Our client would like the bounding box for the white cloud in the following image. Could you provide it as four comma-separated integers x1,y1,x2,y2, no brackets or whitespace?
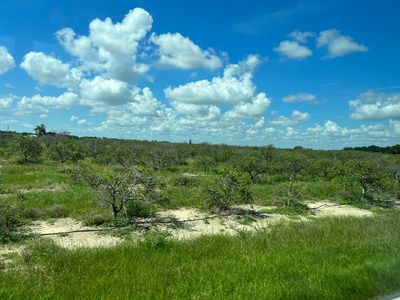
0,46,15,74
70,115,79,121
151,32,222,70
255,117,265,128
77,118,88,125
56,28,102,71
289,30,315,43
274,40,312,59
317,29,367,58
172,102,220,120
56,7,153,82
0,95,16,109
128,87,163,116
269,110,310,126
283,93,316,103
390,120,400,134
349,91,400,120
224,93,270,119
20,52,82,88
79,76,131,112
16,92,79,114
164,55,261,105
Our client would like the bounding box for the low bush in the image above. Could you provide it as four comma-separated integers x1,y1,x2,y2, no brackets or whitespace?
0,200,23,244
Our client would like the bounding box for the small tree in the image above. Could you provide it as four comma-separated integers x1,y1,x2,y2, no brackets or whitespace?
196,156,214,172
76,165,159,220
340,160,381,201
11,136,42,164
48,139,80,163
205,169,252,212
234,155,266,183
34,124,46,136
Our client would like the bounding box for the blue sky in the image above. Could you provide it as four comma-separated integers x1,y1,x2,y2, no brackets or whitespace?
0,0,399,149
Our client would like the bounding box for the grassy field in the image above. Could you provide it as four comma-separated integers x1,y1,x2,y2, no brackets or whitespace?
1,213,400,299
1,135,399,299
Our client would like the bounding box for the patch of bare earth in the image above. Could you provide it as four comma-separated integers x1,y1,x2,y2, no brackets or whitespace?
30,218,121,249
307,200,373,217
156,207,287,240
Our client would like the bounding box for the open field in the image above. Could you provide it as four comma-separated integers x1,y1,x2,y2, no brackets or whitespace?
1,133,399,299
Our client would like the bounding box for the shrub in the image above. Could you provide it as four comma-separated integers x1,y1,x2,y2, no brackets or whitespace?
126,201,155,219
205,169,252,212
11,135,42,164
0,200,23,244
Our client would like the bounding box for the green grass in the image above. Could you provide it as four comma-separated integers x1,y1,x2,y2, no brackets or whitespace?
1,213,400,299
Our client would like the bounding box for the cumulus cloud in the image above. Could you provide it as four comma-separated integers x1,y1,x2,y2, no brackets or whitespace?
172,102,220,120
288,30,315,43
317,29,367,58
56,7,153,82
151,32,222,70
0,95,16,109
128,87,163,116
224,93,270,119
0,46,15,74
269,110,310,126
274,40,312,59
283,93,317,103
16,92,79,114
20,52,82,88
164,55,261,105
349,91,400,120
79,76,131,112
306,120,391,140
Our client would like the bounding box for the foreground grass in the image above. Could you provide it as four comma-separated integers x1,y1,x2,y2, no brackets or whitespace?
1,213,400,299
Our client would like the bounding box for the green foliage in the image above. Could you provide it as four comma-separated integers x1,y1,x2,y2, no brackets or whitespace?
0,200,23,244
233,155,266,182
126,201,155,219
34,124,46,136
48,139,82,163
75,164,161,220
11,135,42,164
335,160,383,201
205,169,252,211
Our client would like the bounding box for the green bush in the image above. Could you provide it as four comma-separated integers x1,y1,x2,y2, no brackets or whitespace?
205,169,252,212
0,200,23,244
126,201,156,219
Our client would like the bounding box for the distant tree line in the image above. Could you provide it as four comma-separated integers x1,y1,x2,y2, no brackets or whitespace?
343,144,400,154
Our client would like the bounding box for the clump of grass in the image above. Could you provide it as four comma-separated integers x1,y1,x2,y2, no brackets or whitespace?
238,215,257,225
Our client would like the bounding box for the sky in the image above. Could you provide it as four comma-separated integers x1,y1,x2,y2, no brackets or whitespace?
0,0,399,149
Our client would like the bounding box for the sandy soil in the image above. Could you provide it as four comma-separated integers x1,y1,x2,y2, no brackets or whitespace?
157,207,287,240
30,218,121,249
307,200,373,217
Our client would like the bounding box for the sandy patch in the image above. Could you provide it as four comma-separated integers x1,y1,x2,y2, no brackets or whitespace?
19,201,373,249
181,172,200,177
15,184,66,194
307,200,373,217
30,218,121,249
156,207,286,240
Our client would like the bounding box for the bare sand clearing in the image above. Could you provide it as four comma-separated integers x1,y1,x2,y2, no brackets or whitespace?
1,201,373,253
30,218,121,249
307,200,373,217
157,207,287,240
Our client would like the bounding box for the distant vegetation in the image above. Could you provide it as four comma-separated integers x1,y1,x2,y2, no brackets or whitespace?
344,144,400,154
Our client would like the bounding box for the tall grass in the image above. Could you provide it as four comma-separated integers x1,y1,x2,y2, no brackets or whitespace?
1,213,400,299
